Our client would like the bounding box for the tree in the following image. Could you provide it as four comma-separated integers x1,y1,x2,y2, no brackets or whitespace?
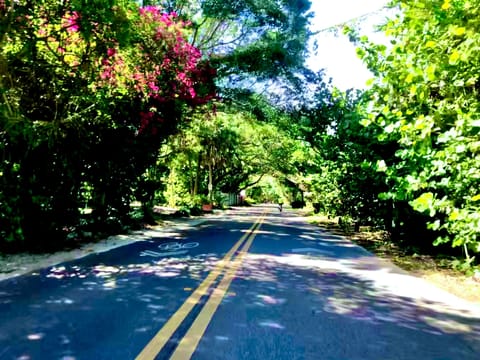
352,0,480,262
159,93,307,209
0,1,216,250
145,0,313,89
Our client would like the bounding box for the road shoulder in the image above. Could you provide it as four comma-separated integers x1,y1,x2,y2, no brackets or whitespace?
0,214,216,282
306,213,480,306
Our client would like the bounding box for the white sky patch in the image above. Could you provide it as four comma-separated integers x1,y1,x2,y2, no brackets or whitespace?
309,0,390,30
307,0,392,90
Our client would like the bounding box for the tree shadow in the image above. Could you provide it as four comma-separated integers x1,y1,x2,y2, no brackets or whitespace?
0,219,258,359
1,209,479,360
195,252,480,360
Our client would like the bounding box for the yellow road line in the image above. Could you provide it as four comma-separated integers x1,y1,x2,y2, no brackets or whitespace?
169,215,265,360
135,216,264,360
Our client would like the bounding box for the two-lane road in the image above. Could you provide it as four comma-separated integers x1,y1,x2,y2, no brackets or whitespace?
1,206,479,359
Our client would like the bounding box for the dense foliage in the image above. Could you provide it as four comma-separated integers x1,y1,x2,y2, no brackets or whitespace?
295,0,479,268
159,96,305,209
0,1,216,251
0,0,313,251
354,0,480,264
2,0,478,272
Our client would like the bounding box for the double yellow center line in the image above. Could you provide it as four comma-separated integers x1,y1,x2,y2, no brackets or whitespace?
136,213,266,360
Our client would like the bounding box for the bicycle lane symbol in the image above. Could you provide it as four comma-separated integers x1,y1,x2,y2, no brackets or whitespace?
139,242,199,258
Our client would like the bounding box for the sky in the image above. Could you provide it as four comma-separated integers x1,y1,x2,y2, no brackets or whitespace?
306,0,391,90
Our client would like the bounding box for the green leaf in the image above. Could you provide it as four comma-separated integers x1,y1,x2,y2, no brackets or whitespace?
449,50,460,64
411,192,434,213
365,78,375,87
376,159,387,172
356,48,366,59
360,118,371,127
426,65,436,81
428,219,441,231
449,209,460,221
451,26,466,36
455,144,466,153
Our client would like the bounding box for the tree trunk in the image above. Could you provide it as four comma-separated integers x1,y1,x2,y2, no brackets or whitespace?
208,159,213,201
193,151,201,196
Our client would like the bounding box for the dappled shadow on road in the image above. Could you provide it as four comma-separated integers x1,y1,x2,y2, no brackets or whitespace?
0,252,222,359
193,211,480,360
0,209,267,359
2,208,479,360
197,252,480,360
0,219,261,360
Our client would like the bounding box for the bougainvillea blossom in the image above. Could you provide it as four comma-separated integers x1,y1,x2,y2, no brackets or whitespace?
61,11,80,32
29,4,216,137
130,5,217,135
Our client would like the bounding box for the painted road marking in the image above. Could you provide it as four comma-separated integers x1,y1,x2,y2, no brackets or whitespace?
139,250,189,258
135,214,265,360
158,242,199,251
170,215,265,360
139,242,200,258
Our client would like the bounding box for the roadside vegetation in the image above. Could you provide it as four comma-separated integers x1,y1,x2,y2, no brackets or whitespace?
1,1,479,280
308,213,480,303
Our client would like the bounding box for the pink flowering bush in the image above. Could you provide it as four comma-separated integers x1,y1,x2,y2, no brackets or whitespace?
66,4,217,135
0,1,216,249
127,5,216,135
3,2,215,132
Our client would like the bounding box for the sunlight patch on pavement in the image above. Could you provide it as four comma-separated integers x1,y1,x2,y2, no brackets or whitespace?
43,254,222,290
147,304,165,310
245,253,480,320
214,335,230,341
257,294,285,305
135,327,150,333
103,279,116,288
94,265,120,277
46,298,74,305
299,234,317,240
26,333,44,341
325,297,362,315
258,320,285,329
422,316,472,333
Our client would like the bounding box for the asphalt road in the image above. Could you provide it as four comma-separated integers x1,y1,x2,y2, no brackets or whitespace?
1,205,479,360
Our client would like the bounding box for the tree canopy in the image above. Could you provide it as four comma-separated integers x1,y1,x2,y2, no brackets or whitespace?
1,0,479,273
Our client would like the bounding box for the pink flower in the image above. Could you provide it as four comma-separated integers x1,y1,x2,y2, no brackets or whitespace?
140,5,161,19
148,82,159,92
107,48,116,57
100,69,112,80
65,11,80,32
161,14,170,23
162,58,171,68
